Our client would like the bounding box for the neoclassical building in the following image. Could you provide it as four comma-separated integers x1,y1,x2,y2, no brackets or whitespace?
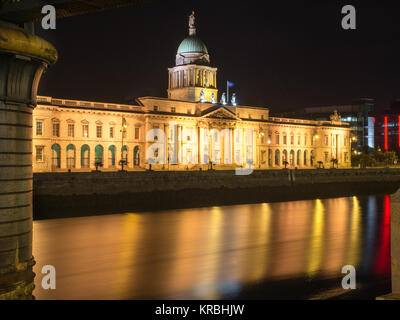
32,13,351,173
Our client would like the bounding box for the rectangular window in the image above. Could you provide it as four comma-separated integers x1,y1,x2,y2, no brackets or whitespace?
96,125,102,138
290,136,294,145
283,135,287,144
110,127,114,138
261,115,264,120
82,124,89,138
187,109,191,114
304,135,307,146
135,127,140,140
68,124,74,137
52,123,60,137
171,107,176,113
297,136,301,145
36,121,43,136
248,114,252,119
324,135,329,145
154,106,159,111
276,135,279,145
36,146,44,162
324,152,329,162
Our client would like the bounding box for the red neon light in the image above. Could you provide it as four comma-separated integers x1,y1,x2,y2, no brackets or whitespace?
398,115,400,147
384,116,388,151
374,195,391,276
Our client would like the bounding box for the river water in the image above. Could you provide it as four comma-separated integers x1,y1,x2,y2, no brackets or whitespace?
32,195,391,299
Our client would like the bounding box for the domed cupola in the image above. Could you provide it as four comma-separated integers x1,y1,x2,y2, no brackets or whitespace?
177,36,208,55
175,11,210,66
167,12,218,103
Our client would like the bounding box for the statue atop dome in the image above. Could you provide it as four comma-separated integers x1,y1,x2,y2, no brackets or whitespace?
189,11,196,36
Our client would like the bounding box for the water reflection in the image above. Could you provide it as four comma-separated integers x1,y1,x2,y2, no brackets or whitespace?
33,195,391,299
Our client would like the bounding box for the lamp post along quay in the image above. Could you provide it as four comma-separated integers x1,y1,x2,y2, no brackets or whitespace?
0,22,57,299
120,117,127,171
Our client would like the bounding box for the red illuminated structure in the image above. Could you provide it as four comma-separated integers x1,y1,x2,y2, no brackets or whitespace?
384,116,388,151
374,100,400,152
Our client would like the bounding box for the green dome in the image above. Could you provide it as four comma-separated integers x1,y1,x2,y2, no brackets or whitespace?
177,36,208,54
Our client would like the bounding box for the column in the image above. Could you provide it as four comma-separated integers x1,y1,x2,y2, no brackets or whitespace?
242,128,246,165
177,125,181,164
255,130,258,168
209,128,213,164
197,126,201,164
0,24,57,299
221,132,225,165
144,119,151,164
231,128,235,165
164,123,169,166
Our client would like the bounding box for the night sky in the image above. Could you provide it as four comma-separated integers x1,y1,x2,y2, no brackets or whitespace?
35,0,400,112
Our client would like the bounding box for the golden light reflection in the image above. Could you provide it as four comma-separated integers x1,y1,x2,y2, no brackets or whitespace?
346,196,361,266
307,199,324,276
323,197,350,273
245,203,272,283
193,206,223,299
32,195,388,300
112,213,142,297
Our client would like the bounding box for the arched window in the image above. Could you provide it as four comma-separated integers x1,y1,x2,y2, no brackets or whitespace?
304,150,308,166
66,144,75,169
282,150,288,164
81,145,90,168
297,150,301,166
122,145,128,164
108,145,116,167
275,150,280,166
95,145,103,166
289,150,295,166
310,150,315,166
268,149,272,167
51,144,61,169
134,146,140,166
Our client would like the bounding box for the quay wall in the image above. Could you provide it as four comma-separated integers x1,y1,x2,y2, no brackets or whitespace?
33,168,400,219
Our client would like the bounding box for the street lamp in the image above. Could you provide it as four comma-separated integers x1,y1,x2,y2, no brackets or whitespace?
120,117,127,171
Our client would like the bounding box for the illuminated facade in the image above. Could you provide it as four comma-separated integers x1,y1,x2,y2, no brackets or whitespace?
32,13,352,172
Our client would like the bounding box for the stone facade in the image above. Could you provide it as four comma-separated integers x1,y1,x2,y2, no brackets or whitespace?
32,95,351,172
31,12,352,173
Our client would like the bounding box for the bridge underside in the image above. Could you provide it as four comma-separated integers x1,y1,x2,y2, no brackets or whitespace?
0,0,146,24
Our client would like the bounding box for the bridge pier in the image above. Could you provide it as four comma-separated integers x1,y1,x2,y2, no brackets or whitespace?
377,189,400,300
0,22,57,299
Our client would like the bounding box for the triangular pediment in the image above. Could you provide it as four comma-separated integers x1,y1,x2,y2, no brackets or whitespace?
201,106,241,120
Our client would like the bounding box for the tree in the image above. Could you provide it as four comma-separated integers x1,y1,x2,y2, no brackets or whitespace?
383,151,397,166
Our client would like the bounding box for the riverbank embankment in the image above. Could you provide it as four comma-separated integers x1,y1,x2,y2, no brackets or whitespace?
33,168,400,219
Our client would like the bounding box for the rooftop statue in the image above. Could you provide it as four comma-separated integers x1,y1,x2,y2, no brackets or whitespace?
189,11,196,35
189,11,195,28
221,93,227,105
330,109,341,122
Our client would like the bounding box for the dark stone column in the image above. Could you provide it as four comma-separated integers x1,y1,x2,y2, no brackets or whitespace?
0,22,57,299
